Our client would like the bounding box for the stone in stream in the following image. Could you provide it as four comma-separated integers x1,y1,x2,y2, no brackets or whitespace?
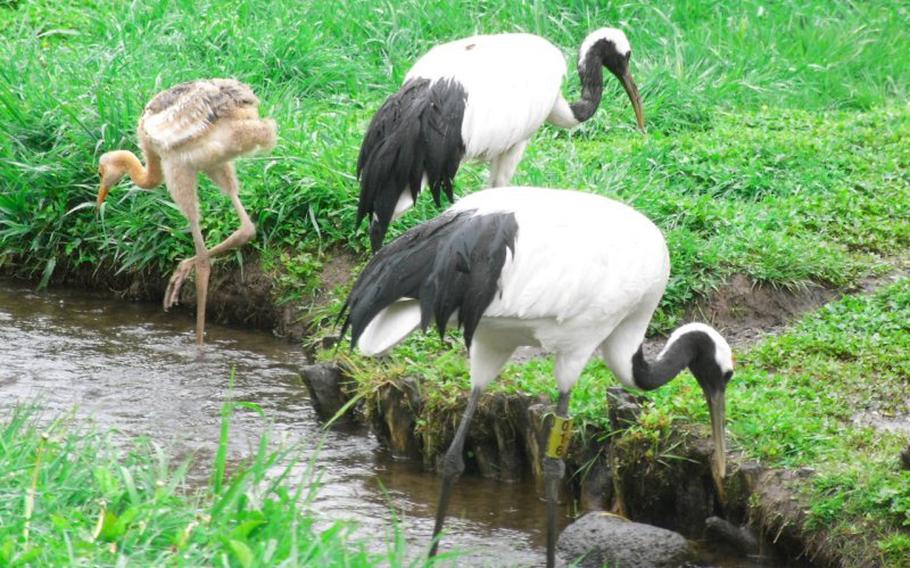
300,363,351,423
704,516,759,556
558,511,693,568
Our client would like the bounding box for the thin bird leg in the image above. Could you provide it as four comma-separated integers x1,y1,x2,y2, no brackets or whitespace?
488,140,529,188
189,218,210,345
163,164,255,310
544,390,572,568
429,386,482,558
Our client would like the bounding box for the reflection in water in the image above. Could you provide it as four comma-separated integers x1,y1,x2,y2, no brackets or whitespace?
0,280,543,566
0,280,770,567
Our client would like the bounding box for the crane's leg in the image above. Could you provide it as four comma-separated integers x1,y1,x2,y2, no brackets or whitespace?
160,166,210,344
488,140,529,187
164,163,256,314
430,335,513,557
544,390,572,568
430,386,481,557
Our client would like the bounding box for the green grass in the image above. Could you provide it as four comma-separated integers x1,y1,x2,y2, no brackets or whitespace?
1,0,909,320
0,400,428,566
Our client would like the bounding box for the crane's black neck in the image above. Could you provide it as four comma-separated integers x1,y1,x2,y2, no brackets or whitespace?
631,331,715,391
569,48,605,123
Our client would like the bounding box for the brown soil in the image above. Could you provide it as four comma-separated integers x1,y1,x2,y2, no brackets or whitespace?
683,274,837,349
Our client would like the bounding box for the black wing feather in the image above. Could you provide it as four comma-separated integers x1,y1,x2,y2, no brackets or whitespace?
356,78,467,252
340,210,518,350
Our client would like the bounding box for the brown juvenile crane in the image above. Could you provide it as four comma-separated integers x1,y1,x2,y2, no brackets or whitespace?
96,79,277,344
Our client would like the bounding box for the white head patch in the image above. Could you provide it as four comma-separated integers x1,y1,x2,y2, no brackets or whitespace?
579,27,632,67
661,322,734,374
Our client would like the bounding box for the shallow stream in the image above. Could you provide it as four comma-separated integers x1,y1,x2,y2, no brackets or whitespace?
0,280,777,567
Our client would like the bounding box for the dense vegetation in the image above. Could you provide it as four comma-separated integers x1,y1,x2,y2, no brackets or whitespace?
1,0,909,319
2,0,909,565
0,402,425,566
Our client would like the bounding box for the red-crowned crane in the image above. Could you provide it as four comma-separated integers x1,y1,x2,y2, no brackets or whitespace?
340,187,733,568
96,79,277,344
356,28,645,251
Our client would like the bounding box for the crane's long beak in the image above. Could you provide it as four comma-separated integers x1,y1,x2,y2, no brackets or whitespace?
620,72,645,133
707,389,727,501
97,183,110,208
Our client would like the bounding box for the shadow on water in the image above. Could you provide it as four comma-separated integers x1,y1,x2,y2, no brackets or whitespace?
0,279,768,567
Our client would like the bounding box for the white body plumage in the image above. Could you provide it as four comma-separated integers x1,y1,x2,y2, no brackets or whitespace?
356,187,671,392
407,33,570,164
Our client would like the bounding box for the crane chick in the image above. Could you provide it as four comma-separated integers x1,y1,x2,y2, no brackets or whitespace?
96,79,276,344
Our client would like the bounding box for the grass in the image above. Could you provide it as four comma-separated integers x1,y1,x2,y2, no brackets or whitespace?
2,0,910,565
0,399,429,566
1,0,909,320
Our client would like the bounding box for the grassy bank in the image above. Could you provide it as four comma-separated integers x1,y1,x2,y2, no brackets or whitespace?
0,404,422,566
332,274,910,566
2,0,909,320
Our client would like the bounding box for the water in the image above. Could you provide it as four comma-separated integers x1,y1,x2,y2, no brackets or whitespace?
0,280,773,567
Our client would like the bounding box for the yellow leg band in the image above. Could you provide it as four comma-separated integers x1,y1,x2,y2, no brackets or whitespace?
545,415,574,459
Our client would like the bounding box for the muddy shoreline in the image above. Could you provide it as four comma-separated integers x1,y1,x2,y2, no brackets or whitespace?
7,254,909,567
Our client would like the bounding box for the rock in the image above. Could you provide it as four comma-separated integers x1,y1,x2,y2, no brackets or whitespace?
523,402,550,484
607,386,642,430
558,512,692,568
705,516,759,555
375,378,422,459
300,363,350,423
579,454,612,511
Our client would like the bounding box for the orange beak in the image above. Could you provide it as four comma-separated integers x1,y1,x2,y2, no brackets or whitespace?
96,183,110,207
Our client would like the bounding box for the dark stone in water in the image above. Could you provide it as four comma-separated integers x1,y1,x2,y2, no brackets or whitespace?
558,512,692,568
705,516,759,556
301,363,350,423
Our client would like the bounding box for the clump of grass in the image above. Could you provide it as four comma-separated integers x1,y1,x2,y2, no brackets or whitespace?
2,0,909,322
0,401,422,566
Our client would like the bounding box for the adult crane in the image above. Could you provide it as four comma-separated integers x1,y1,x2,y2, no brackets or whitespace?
356,28,645,251
96,78,277,344
340,187,733,567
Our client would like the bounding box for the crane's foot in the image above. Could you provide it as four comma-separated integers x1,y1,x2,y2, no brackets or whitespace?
163,258,195,311
430,447,464,557
429,387,481,558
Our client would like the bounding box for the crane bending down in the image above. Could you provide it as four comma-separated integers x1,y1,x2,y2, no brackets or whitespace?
340,187,733,568
96,79,277,344
356,28,646,251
